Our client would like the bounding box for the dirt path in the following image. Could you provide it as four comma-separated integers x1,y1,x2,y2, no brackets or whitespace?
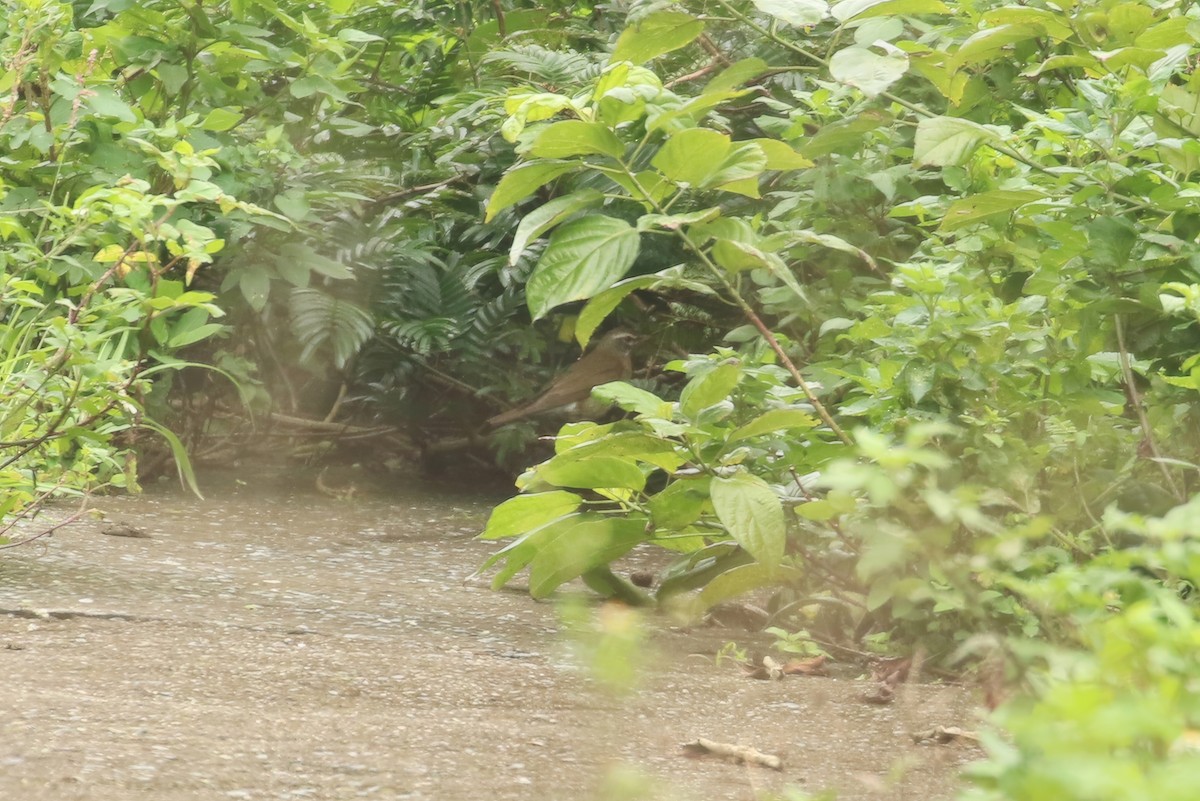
0,476,978,800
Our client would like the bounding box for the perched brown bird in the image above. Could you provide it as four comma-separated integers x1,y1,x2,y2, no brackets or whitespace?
487,330,636,428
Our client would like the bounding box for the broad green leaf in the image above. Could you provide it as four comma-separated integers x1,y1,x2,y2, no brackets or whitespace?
481,491,583,540
829,46,909,98
486,160,580,222
705,58,769,93
681,362,742,419
538,454,646,491
577,275,658,346
729,409,818,441
1098,47,1166,72
751,0,828,27
712,239,809,304
800,109,892,157
509,189,604,264
239,268,270,311
528,517,648,599
831,0,949,22
611,11,705,65
85,87,138,122
637,208,722,232
752,139,814,170
1022,54,1100,77
168,322,224,348
530,120,625,159
952,25,1043,69
649,478,712,529
479,514,584,588
698,563,802,608
200,107,243,132
652,128,732,185
711,471,786,568
527,216,641,320
939,189,1046,232
913,116,999,167
648,89,751,134
981,7,1072,40
708,142,769,188
591,381,674,417
1136,17,1191,49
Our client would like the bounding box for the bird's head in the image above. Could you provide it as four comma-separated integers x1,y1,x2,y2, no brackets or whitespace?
597,329,637,354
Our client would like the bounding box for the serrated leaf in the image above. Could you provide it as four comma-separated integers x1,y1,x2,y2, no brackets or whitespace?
481,491,583,540
939,189,1045,231
913,116,999,167
829,46,909,98
486,160,580,222
611,11,705,65
711,471,786,568
527,216,640,320
510,189,605,264
530,120,625,159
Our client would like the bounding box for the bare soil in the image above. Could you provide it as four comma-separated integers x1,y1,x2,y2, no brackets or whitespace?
0,470,980,800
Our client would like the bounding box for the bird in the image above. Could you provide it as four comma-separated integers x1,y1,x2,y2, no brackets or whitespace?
487,330,637,428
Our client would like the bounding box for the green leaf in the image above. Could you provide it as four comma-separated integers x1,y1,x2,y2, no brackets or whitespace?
591,382,674,417
85,87,138,122
239,268,271,311
577,275,658,346
486,160,580,222
913,116,999,167
680,362,742,419
939,189,1046,232
752,139,815,170
528,517,647,599
729,409,818,441
829,46,909,98
481,491,583,540
831,0,949,22
751,0,829,27
140,420,203,498
649,477,711,529
711,239,808,303
981,7,1072,40
698,563,802,608
526,216,641,320
637,207,722,232
200,107,243,132
951,24,1043,69
705,58,769,93
538,454,646,491
652,128,732,185
611,11,705,65
510,189,605,265
530,120,625,159
710,471,786,568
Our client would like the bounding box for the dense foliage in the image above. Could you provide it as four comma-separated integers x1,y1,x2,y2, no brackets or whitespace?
5,0,1200,797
